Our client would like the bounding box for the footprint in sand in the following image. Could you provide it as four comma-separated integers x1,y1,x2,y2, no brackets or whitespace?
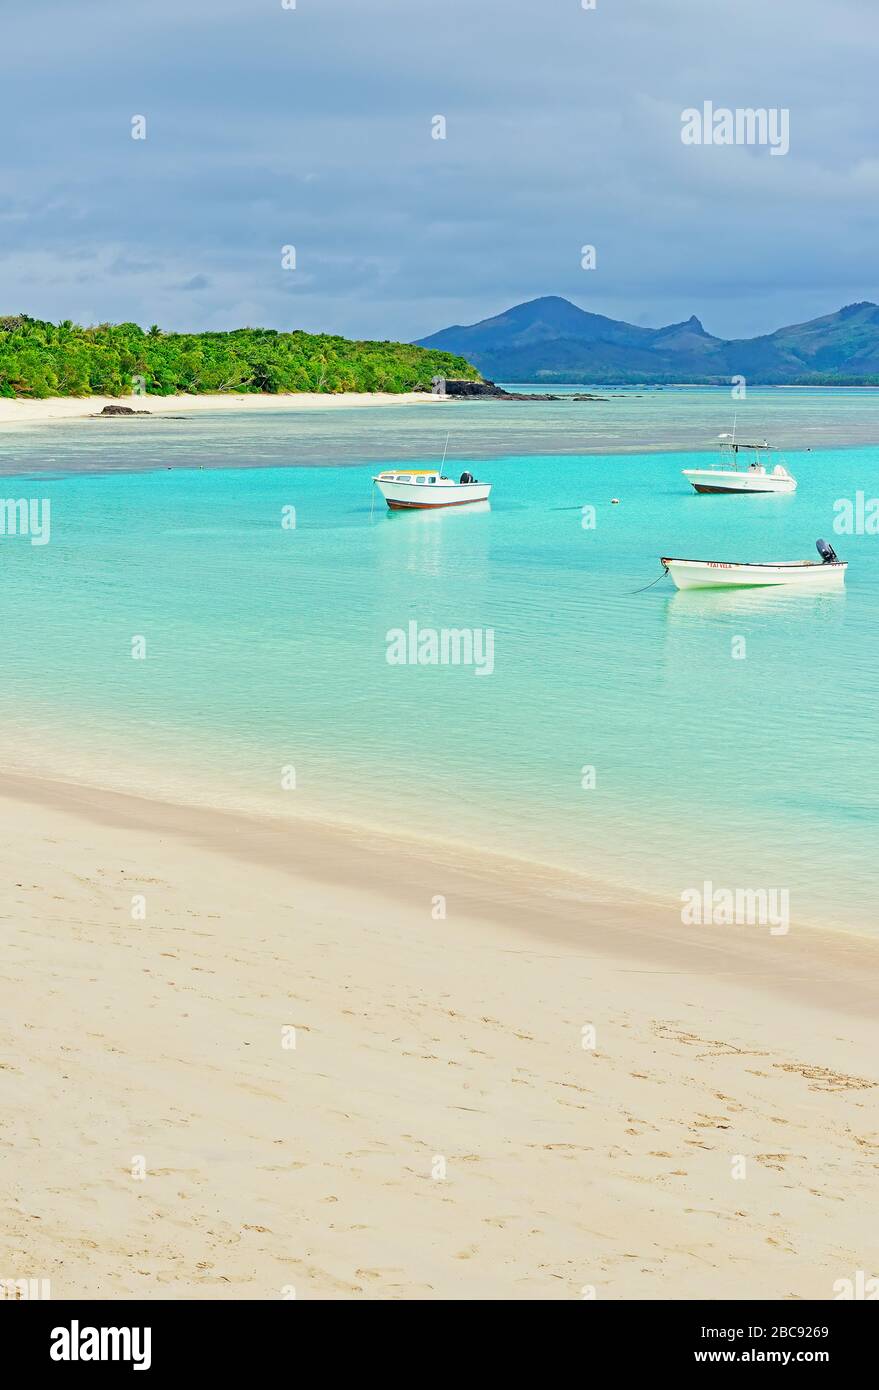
774,1062,876,1092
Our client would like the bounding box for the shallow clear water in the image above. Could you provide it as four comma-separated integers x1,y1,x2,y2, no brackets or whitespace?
2,385,879,474
1,395,878,933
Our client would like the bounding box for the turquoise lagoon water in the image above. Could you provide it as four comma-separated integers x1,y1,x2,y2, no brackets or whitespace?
1,395,878,933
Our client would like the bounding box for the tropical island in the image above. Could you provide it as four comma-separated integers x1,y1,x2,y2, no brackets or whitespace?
0,315,481,399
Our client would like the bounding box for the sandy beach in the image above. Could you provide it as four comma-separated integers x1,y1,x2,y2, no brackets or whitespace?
2,771,876,1301
0,392,445,428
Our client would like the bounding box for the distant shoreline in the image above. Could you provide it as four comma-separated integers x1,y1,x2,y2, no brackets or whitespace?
0,390,448,428
664,382,879,390
501,381,879,391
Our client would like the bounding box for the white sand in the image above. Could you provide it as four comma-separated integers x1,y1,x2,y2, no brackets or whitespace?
1,773,876,1300
0,392,446,428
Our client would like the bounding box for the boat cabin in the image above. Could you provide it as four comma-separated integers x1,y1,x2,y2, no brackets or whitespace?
375,469,443,487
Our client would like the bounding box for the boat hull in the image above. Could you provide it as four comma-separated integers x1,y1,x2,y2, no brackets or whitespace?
375,479,491,509
682,469,796,494
662,558,847,590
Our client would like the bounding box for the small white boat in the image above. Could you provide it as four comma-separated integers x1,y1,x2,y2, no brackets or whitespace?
372,468,491,510
683,434,796,494
662,540,846,590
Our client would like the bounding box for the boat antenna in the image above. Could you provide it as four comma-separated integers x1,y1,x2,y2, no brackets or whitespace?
440,431,450,476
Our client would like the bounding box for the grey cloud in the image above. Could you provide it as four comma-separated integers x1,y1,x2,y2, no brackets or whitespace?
0,0,875,341
174,274,211,292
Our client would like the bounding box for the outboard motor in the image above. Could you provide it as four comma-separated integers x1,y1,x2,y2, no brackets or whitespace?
816,538,838,565
459,471,476,484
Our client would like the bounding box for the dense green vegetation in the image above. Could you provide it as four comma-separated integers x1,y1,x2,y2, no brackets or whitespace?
0,316,481,398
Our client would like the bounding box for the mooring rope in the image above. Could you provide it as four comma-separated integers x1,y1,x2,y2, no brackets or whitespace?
629,564,670,594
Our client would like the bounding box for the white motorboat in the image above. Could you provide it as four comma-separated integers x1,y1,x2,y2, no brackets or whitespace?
683,433,797,494
372,468,491,510
662,540,847,590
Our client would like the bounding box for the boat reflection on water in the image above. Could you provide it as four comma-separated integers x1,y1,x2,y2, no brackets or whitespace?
374,497,492,581
658,581,848,696
383,497,491,522
664,583,847,621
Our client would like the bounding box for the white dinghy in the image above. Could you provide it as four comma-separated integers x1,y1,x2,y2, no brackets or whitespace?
372,433,491,510
662,540,847,590
372,468,491,510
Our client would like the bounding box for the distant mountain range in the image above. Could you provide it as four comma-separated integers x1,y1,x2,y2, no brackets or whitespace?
414,296,879,385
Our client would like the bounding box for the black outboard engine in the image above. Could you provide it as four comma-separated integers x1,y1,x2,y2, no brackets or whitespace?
816,538,838,565
459,471,476,484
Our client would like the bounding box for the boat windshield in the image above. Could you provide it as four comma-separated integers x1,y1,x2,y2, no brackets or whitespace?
718,437,774,470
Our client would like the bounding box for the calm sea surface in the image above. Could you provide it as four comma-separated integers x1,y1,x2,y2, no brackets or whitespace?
1,388,877,933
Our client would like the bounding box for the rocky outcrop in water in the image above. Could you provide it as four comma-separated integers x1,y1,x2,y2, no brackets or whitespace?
435,377,606,401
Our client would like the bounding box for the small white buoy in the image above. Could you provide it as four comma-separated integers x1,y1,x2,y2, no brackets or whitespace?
611,497,620,505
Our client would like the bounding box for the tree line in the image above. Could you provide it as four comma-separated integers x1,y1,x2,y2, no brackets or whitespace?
0,315,481,398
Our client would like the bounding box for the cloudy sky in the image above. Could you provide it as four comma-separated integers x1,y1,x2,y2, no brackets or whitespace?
1,0,876,342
